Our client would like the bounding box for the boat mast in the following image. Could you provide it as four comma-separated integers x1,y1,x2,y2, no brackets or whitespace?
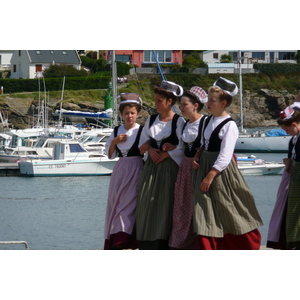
238,50,244,133
57,76,66,131
111,50,118,127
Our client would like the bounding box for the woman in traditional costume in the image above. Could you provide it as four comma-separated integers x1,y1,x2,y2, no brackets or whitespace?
104,93,144,250
169,86,208,250
267,101,300,249
136,80,185,250
192,77,263,250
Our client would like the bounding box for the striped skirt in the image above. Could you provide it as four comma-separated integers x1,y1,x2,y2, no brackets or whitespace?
169,156,196,249
136,157,179,241
104,156,144,248
285,162,300,249
192,151,263,238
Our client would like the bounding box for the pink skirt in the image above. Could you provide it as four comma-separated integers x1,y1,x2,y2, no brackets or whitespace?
104,156,143,249
169,157,196,249
267,169,290,249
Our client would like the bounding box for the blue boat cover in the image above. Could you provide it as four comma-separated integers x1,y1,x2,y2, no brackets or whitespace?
265,129,289,137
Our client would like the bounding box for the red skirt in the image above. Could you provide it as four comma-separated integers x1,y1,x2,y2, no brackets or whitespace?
196,229,261,250
104,230,139,250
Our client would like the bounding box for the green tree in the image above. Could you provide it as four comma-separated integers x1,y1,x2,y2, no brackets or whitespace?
220,54,232,63
182,52,207,72
43,64,88,78
295,50,300,63
80,56,108,73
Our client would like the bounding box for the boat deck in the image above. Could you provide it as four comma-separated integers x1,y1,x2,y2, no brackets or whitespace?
0,163,20,176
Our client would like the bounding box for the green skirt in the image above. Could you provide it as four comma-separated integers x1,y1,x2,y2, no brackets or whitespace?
192,151,263,238
136,157,179,241
286,161,300,249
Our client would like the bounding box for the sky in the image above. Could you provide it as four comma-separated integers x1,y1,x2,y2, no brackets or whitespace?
3,1,298,51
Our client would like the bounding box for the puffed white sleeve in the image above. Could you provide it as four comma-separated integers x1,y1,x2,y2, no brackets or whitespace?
212,121,239,171
167,116,185,166
138,117,151,147
105,130,118,159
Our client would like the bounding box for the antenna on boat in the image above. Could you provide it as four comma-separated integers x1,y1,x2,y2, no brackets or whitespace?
57,76,66,131
238,50,244,133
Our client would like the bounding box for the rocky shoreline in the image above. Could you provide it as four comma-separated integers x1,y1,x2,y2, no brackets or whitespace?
0,88,298,130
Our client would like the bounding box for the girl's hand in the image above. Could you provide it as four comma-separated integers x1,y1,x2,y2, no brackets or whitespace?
148,147,162,164
193,160,200,170
148,147,169,164
200,176,213,192
199,168,219,192
114,134,127,144
139,144,150,155
161,142,176,152
283,158,293,173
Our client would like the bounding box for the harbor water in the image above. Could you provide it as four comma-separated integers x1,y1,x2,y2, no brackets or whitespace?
0,153,285,250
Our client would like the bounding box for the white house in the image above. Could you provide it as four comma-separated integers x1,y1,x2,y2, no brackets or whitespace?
201,50,298,74
201,50,297,64
10,50,81,79
0,50,13,70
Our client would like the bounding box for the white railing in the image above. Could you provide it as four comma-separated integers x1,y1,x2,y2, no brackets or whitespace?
0,241,29,250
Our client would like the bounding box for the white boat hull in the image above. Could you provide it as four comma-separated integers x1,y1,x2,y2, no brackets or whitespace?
238,163,284,175
235,135,290,153
19,157,118,176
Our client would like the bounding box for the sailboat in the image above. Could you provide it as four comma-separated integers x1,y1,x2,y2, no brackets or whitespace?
234,51,290,153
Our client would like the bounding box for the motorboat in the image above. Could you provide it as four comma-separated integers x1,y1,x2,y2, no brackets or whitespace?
236,155,285,175
235,129,290,153
19,139,118,176
0,135,70,163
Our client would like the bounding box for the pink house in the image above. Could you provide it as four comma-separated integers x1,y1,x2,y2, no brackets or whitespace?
104,50,182,67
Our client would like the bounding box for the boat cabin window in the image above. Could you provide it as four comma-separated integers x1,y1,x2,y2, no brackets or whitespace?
11,136,38,147
102,136,109,143
69,144,86,152
27,151,38,155
35,139,46,147
47,143,56,148
16,151,26,155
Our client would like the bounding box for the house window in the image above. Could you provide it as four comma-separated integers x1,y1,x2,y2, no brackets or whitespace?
144,50,172,63
36,64,42,72
213,53,218,59
278,52,295,60
18,50,21,56
13,65,16,72
252,52,265,60
36,51,41,55
116,55,131,64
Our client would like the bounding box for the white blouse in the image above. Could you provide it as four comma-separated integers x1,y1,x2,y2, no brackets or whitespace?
139,114,185,166
203,115,239,171
105,124,141,159
182,115,206,143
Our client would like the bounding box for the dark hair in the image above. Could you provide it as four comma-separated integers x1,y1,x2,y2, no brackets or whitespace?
181,91,204,113
154,87,177,106
208,86,233,107
277,108,300,126
119,102,141,114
